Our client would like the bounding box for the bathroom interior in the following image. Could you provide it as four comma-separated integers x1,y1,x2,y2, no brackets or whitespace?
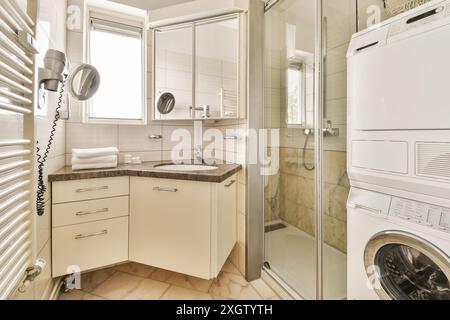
1,0,449,302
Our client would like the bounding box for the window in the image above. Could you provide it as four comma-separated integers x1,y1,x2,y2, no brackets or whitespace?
286,63,305,126
87,15,146,124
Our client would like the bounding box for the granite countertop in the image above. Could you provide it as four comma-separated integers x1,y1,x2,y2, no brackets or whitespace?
48,161,242,183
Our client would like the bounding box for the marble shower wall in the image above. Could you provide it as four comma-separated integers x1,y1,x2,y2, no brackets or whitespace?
278,148,349,253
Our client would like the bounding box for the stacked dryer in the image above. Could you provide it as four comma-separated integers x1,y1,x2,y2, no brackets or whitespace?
346,0,450,300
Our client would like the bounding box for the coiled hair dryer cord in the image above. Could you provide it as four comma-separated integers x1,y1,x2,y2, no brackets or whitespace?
36,75,67,216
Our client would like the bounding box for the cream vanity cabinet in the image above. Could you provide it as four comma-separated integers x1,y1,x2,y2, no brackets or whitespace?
51,177,130,277
51,174,237,279
129,175,237,280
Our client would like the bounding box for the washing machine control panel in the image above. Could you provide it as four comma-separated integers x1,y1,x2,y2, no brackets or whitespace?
389,198,450,233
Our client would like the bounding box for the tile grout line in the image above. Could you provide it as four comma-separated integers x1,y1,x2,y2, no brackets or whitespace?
158,284,173,300
84,269,118,293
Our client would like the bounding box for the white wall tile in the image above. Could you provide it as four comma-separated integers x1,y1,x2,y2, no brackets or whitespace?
34,241,53,300
166,70,192,91
66,123,118,153
166,51,191,72
162,125,193,151
118,125,162,152
36,201,51,255
197,56,221,76
66,30,83,63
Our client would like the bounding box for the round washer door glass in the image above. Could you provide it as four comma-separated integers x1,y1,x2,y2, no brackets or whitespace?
365,232,450,300
376,244,450,300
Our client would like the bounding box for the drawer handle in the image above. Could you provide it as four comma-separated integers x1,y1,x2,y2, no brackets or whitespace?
75,208,109,216
75,186,109,193
153,187,178,193
225,180,236,188
75,230,108,240
349,203,382,215
224,135,239,141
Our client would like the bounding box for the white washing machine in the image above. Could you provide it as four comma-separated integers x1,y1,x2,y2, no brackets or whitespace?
347,187,450,300
347,0,450,300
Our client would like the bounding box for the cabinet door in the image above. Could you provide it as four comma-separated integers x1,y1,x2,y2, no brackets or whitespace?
130,177,212,279
212,175,237,277
153,25,193,120
195,16,239,119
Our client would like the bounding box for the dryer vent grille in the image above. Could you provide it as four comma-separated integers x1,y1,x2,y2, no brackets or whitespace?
416,143,450,180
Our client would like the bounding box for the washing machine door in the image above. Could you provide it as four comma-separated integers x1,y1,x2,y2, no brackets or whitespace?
364,231,450,300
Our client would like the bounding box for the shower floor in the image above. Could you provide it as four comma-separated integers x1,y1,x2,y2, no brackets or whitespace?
265,222,347,300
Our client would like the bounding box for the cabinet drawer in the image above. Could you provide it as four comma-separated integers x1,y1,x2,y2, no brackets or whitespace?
52,177,129,203
52,196,129,227
52,217,128,277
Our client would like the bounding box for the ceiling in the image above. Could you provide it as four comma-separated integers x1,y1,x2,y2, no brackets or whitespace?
108,0,195,10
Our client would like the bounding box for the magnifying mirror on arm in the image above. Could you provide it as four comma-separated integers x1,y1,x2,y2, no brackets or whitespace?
38,49,101,103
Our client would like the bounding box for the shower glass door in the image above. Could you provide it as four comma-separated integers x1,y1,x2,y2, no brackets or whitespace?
321,0,354,300
263,0,318,300
263,0,354,300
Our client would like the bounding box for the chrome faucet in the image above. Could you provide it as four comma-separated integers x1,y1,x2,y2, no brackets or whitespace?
194,145,203,163
190,105,210,119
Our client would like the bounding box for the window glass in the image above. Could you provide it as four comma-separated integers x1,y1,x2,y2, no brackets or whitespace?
89,19,144,121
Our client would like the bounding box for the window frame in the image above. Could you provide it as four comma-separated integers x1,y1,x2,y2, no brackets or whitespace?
84,8,148,125
286,62,306,128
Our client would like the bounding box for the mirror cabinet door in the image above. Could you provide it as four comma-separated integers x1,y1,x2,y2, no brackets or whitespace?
195,17,239,119
154,25,193,120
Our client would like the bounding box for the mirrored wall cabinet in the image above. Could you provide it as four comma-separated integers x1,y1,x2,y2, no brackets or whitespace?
151,13,246,121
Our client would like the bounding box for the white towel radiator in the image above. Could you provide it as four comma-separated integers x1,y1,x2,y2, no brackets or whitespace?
0,0,38,300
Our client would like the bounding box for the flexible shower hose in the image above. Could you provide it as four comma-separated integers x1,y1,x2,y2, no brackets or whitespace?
302,131,315,171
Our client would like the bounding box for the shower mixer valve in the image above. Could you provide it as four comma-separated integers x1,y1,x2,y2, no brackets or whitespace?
323,120,340,137
302,121,339,137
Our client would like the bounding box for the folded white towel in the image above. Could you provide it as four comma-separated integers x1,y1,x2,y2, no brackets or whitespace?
72,155,117,165
72,147,119,159
72,162,118,171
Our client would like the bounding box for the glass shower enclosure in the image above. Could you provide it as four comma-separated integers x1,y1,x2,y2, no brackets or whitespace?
263,0,355,300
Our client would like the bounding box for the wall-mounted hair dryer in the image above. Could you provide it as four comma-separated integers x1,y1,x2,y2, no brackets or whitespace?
36,49,101,217
38,49,68,92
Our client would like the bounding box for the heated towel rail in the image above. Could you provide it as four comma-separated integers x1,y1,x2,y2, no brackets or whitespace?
0,0,36,300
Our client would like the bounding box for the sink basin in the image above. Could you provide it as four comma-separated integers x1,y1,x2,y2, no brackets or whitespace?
156,164,218,172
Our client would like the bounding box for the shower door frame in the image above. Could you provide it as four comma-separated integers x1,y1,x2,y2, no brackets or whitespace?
248,0,335,300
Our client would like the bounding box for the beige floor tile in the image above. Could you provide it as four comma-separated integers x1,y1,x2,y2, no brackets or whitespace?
92,272,168,300
80,268,116,292
250,279,277,300
59,290,105,300
113,262,157,278
161,286,214,300
122,279,170,300
164,272,214,293
208,272,262,300
149,268,177,282
221,260,241,275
